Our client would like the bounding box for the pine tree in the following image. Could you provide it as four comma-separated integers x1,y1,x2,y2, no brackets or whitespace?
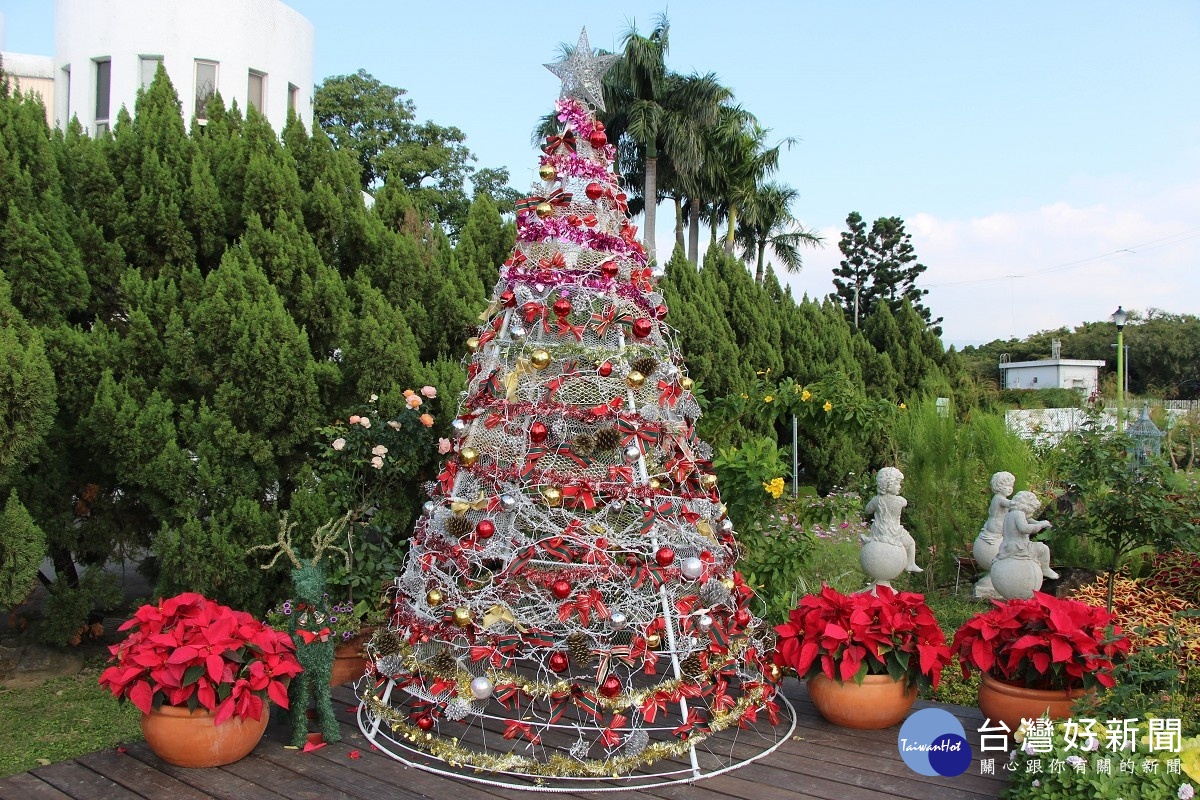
359,42,784,784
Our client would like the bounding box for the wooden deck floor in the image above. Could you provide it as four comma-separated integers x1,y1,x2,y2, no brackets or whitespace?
0,682,1010,800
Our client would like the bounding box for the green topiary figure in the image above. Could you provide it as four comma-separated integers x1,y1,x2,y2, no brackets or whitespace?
251,513,350,747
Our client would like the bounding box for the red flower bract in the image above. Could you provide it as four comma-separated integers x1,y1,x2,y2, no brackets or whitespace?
772,585,951,692
950,591,1130,691
99,593,302,723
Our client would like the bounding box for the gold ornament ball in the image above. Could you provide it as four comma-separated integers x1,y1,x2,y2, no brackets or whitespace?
539,164,557,181
720,577,736,591
542,486,563,507
459,447,479,466
700,473,718,489
536,201,554,218
530,349,552,369
767,663,782,681
452,607,473,628
648,478,662,491
625,370,646,389
645,633,662,649
466,336,480,353
680,376,694,391
426,589,444,606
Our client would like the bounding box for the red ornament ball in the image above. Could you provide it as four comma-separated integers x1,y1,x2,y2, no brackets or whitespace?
654,304,669,319
734,608,752,627
655,547,676,567
598,361,613,377
416,715,434,731
600,260,619,279
553,297,572,317
588,129,608,149
699,550,714,563
632,318,653,338
551,579,572,600
500,290,516,307
529,422,549,443
585,182,604,201
475,520,495,539
549,652,569,673
599,675,622,698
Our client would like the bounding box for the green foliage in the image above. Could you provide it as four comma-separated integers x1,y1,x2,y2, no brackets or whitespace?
711,435,788,530
0,277,56,486
0,489,45,609
38,567,121,647
892,398,1040,586
1042,407,1199,607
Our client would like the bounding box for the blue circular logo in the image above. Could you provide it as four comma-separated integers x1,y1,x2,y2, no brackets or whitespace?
897,708,971,777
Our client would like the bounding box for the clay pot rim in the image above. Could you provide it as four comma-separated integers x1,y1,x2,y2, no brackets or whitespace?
980,670,1088,698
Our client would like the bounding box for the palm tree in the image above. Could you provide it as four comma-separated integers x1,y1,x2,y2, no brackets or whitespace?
734,181,823,283
704,121,794,259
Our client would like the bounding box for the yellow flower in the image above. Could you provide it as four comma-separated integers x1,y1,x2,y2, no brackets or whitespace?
823,401,833,412
740,393,749,399
762,477,785,499
899,402,907,409
801,390,812,401
763,395,774,403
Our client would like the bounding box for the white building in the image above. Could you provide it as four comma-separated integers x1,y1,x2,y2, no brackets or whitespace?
998,358,1107,394
2,50,57,126
53,0,313,135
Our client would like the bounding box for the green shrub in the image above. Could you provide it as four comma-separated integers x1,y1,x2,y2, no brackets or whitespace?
0,489,45,610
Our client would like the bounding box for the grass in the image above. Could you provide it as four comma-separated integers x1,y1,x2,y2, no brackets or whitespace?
0,664,143,777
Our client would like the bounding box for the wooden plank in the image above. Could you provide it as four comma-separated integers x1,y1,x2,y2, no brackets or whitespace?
222,749,360,800
76,749,213,800
0,772,74,800
28,761,142,800
121,741,291,800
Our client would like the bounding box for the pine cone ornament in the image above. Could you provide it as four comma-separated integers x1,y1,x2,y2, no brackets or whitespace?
593,427,622,451
680,653,703,677
567,632,592,665
630,356,658,377
428,649,458,675
444,515,473,538
572,433,597,455
370,628,404,657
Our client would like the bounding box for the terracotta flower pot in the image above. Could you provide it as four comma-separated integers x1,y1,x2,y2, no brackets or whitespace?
141,704,269,767
978,672,1088,734
806,673,917,729
330,633,370,687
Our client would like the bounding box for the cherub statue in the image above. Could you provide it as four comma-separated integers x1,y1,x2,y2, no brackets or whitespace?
989,490,1058,599
862,467,922,573
972,471,1016,598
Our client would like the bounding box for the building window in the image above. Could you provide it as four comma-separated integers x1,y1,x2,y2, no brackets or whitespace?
140,56,163,90
62,65,71,121
247,70,266,114
194,59,218,122
94,58,111,126
288,83,299,114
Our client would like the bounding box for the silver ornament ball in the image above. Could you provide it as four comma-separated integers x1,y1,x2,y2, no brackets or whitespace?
624,445,641,462
509,325,527,341
500,494,517,511
681,557,704,580
697,613,714,631
470,676,494,700
608,612,628,630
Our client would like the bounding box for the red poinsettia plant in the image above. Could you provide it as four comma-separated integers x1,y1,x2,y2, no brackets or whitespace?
951,591,1131,691
99,593,303,724
772,585,952,692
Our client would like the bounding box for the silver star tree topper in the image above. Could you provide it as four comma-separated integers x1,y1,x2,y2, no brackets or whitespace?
544,28,619,111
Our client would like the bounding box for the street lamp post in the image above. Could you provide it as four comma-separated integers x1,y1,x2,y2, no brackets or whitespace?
1112,306,1127,431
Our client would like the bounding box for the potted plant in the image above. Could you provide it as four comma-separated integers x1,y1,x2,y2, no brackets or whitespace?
950,591,1131,733
773,584,952,729
265,593,379,687
99,592,302,767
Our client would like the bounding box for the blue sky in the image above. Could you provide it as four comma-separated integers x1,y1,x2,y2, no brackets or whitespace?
4,1,1198,347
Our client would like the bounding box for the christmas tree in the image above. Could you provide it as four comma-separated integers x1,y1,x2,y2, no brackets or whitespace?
358,30,791,787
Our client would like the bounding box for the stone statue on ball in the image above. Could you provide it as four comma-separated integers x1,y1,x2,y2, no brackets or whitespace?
989,490,1059,599
859,467,922,593
972,471,1016,599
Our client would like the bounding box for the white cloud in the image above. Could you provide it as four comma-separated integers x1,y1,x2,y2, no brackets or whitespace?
772,181,1200,349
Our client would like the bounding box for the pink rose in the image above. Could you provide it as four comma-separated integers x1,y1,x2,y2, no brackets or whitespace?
348,415,360,424
406,395,422,409
372,445,388,456
332,438,346,451
438,438,452,454
370,456,384,469
419,414,434,428
421,385,437,399
359,417,371,428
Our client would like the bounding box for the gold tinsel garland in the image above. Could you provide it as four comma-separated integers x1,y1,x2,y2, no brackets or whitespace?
359,681,771,778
